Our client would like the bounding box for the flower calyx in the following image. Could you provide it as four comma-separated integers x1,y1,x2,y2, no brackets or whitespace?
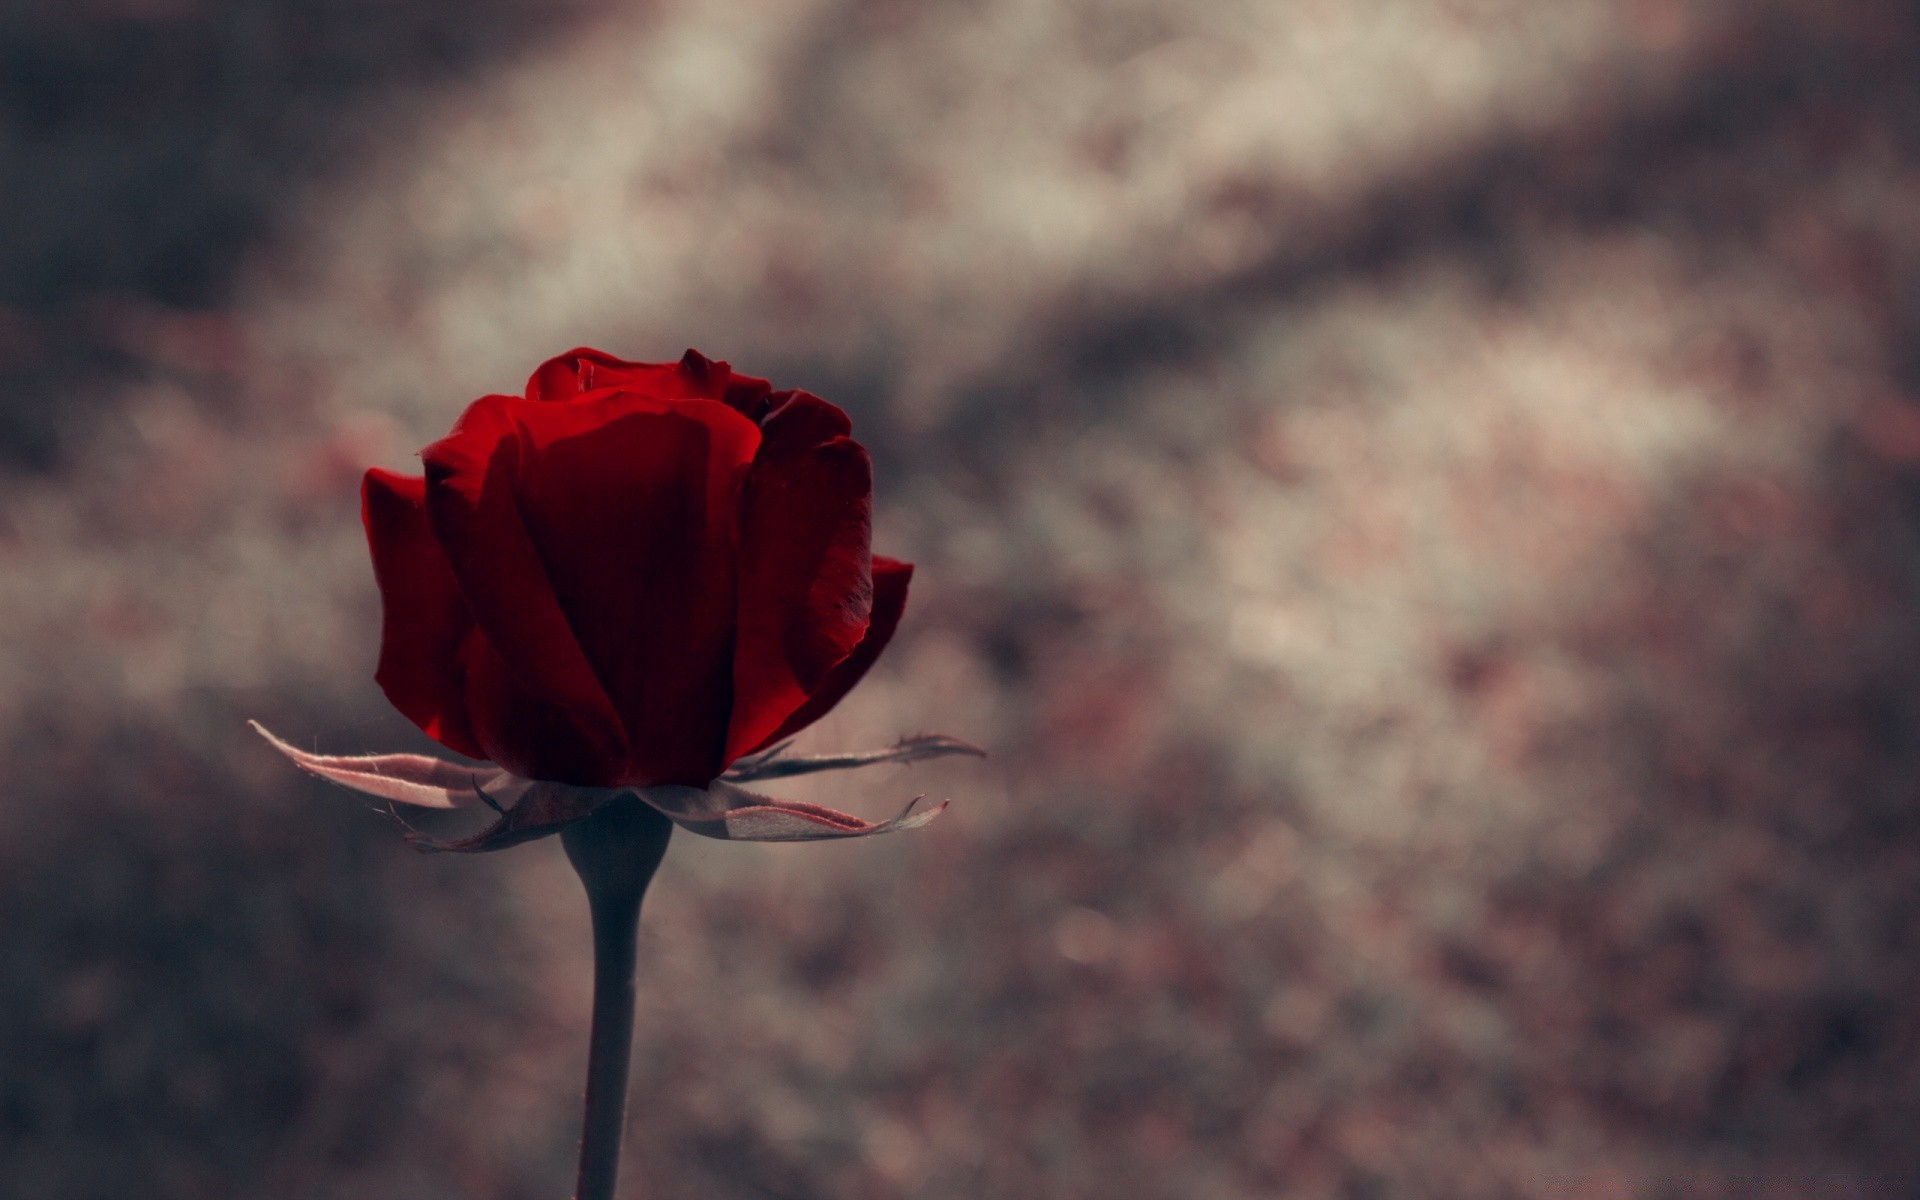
251,721,983,852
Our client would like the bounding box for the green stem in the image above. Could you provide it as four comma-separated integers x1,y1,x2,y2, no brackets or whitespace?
560,795,673,1200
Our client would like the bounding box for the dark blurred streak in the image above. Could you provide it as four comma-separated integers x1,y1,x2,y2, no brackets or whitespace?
0,721,365,1196
0,0,609,470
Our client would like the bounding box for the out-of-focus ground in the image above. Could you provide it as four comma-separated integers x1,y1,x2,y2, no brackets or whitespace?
4,0,1920,1196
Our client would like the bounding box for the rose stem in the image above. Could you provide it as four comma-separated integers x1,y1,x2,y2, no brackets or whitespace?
560,794,674,1200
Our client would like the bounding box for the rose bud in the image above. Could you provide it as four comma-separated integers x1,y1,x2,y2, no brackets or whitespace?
256,347,979,850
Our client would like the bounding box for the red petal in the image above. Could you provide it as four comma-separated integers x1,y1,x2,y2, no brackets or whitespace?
421,395,631,783
456,631,628,785
706,355,775,425
723,392,877,762
749,556,912,754
362,468,484,759
504,391,762,785
525,347,689,405
524,346,774,424
669,348,775,421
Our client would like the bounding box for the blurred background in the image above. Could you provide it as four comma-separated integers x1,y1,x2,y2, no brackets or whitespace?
3,0,1918,1196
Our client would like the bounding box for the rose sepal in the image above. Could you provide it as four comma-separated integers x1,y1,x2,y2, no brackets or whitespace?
251,721,977,851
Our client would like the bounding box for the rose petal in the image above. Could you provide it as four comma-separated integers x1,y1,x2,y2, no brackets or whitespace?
724,392,876,762
677,348,775,424
636,778,948,842
747,556,914,754
362,468,485,760
525,347,774,423
724,733,986,782
526,347,689,405
721,375,775,424
507,392,761,785
422,394,631,783
250,721,504,809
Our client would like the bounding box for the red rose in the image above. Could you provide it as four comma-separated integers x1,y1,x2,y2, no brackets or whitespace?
253,349,980,1194
360,347,912,789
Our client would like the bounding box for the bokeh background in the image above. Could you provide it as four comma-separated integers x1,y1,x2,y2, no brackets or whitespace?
4,0,1919,1196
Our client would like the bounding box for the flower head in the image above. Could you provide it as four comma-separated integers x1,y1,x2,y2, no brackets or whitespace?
259,347,978,849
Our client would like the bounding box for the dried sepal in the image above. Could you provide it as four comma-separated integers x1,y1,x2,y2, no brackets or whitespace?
256,719,960,849
637,778,949,842
407,778,627,854
722,733,986,782
251,720,505,809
